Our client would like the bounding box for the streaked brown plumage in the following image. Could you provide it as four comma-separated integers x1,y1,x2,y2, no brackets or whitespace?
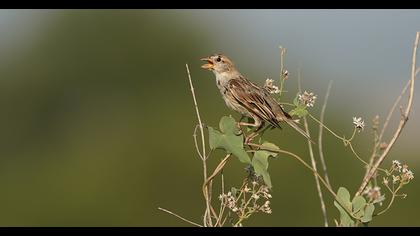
200,54,313,143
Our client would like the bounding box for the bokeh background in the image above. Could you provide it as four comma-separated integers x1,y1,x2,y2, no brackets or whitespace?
0,9,419,226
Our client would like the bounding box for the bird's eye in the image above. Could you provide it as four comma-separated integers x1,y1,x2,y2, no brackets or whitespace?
216,57,221,62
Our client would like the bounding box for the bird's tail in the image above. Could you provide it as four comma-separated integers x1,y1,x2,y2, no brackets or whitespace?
284,118,316,144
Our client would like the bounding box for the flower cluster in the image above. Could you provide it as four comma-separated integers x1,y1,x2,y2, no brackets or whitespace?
298,91,317,107
219,191,239,212
219,179,273,226
389,160,414,184
353,117,365,131
264,79,280,94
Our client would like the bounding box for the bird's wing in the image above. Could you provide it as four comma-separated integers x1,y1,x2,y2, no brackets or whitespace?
227,76,315,143
227,77,283,128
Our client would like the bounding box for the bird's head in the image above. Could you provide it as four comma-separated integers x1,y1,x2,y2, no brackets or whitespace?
200,54,235,74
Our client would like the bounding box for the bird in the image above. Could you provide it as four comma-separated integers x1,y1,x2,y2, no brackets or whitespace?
200,53,314,144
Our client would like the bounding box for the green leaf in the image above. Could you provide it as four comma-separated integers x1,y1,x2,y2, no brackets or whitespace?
251,142,279,188
219,116,239,134
352,196,367,218
297,109,309,117
288,105,308,118
334,187,354,227
208,116,251,164
334,200,355,227
337,187,352,210
361,204,375,223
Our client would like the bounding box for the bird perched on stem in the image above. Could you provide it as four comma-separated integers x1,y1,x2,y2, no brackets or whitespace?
201,54,314,144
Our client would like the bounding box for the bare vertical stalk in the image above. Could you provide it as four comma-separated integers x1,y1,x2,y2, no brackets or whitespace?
318,81,333,188
186,64,212,226
304,117,329,226
279,46,287,97
378,66,420,145
298,70,329,227
356,32,419,196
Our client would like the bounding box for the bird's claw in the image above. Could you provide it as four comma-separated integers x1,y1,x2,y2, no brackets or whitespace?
236,122,244,135
244,135,255,145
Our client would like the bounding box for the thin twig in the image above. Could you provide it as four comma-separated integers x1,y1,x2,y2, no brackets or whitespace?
379,66,420,143
376,185,402,216
308,113,348,142
279,46,287,97
158,207,203,227
298,69,328,227
203,155,231,193
202,154,231,222
215,172,226,227
193,125,203,159
186,64,212,226
356,32,419,196
304,116,329,227
186,64,206,161
318,81,333,188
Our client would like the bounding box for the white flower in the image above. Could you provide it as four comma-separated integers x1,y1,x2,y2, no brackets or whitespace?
407,170,414,180
392,160,401,166
392,175,400,184
392,160,402,172
251,194,260,200
352,117,365,131
260,201,272,214
264,79,280,94
402,170,414,181
260,185,272,199
244,185,251,193
383,177,389,186
402,164,409,173
298,91,317,107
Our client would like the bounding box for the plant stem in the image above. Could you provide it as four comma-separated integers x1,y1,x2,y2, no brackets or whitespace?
298,70,328,227
376,185,402,216
318,81,333,188
356,32,419,196
186,64,212,226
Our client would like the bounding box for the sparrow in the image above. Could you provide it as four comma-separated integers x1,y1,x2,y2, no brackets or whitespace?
200,54,313,144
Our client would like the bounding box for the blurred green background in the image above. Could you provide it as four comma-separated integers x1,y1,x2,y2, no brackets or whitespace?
0,9,419,226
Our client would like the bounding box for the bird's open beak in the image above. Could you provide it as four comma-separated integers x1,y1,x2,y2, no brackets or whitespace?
200,57,214,70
